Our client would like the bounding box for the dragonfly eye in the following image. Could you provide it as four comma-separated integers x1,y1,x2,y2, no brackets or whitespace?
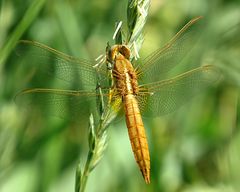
107,44,131,63
119,45,130,60
107,45,118,62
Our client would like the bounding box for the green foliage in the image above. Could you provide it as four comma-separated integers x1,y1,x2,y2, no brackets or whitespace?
0,0,46,68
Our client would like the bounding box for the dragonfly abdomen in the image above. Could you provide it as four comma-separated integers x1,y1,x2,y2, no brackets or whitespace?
124,94,150,184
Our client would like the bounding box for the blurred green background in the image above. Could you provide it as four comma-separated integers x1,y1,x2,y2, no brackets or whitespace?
0,0,240,191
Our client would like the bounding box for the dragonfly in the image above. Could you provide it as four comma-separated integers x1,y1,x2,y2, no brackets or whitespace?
16,16,221,184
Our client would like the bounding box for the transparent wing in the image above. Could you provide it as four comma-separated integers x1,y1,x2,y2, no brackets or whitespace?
16,40,108,89
15,88,110,121
136,16,203,83
137,65,221,116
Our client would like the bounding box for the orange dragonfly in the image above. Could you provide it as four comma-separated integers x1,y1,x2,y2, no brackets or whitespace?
16,16,221,184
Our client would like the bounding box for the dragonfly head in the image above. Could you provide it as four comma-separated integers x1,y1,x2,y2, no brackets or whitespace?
107,44,131,63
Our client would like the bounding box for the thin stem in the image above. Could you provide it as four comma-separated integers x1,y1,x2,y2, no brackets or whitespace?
75,1,150,191
80,150,93,192
0,0,46,69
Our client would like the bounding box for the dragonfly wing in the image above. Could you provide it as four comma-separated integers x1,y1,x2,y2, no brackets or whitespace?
15,88,109,121
16,40,108,89
137,16,204,83
137,65,221,116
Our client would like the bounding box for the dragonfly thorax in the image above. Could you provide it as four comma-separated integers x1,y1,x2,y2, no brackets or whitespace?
110,45,139,96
